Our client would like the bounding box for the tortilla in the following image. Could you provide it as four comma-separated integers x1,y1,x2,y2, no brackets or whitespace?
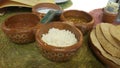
11,0,55,6
100,23,120,49
0,1,30,8
90,29,120,65
110,25,120,43
96,24,120,58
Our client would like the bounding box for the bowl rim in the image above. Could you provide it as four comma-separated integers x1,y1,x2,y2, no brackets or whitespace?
61,10,94,26
103,9,117,16
2,13,40,33
36,22,83,52
32,3,62,14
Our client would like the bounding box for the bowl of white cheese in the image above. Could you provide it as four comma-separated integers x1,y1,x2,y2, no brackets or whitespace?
36,22,83,62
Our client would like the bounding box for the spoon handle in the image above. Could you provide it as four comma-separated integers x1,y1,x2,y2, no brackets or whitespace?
40,10,62,24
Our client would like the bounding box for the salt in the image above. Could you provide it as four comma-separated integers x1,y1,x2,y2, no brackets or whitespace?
37,8,56,14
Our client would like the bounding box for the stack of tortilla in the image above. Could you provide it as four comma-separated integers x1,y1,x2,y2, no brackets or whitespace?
0,0,55,8
90,23,120,68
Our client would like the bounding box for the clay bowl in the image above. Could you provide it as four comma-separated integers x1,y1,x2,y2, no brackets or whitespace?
102,8,117,23
32,3,62,19
2,13,40,44
36,22,83,62
60,10,94,35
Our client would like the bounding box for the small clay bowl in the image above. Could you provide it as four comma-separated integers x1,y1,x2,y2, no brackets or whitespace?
102,8,117,23
60,10,94,35
32,3,62,19
2,13,40,44
36,22,83,62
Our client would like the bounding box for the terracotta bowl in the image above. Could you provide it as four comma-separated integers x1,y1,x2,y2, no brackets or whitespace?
102,8,117,23
36,22,83,62
32,3,62,19
2,13,40,44
60,10,94,35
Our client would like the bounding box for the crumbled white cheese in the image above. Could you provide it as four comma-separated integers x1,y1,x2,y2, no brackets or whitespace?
41,28,77,47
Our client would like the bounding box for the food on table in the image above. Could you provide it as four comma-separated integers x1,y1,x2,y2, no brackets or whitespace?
36,8,56,14
90,23,120,67
110,25,120,42
100,23,120,49
96,24,120,58
90,29,120,66
66,16,88,24
41,28,77,47
0,1,30,8
11,0,54,6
